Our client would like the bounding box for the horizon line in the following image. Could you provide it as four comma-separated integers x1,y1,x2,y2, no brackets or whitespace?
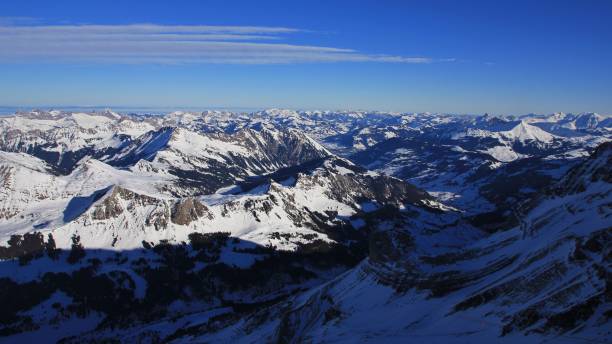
0,105,608,118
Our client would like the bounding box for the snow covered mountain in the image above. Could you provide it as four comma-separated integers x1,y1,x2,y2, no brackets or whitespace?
0,109,609,343
137,141,612,343
0,111,154,173
107,125,331,195
347,112,610,230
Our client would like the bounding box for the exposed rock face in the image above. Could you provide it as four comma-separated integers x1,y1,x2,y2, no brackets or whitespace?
323,168,432,206
144,206,170,231
91,189,124,220
171,197,211,225
0,165,18,219
91,186,159,220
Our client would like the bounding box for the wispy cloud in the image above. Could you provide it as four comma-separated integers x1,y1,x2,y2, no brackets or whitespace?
0,16,41,26
0,23,448,65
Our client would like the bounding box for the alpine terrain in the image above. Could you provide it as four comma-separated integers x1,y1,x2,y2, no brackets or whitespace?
0,109,610,343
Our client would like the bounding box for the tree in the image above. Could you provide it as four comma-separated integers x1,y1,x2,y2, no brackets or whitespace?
67,234,85,264
46,233,60,260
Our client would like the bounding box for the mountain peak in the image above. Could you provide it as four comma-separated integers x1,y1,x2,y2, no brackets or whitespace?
504,120,555,143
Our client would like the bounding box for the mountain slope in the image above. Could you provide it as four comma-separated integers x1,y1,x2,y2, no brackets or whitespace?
0,151,64,220
189,142,611,343
106,126,331,195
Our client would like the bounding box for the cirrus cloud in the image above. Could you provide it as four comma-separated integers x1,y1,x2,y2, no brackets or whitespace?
0,22,450,65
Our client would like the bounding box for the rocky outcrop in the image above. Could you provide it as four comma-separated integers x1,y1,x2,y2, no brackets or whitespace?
91,186,159,220
170,197,212,225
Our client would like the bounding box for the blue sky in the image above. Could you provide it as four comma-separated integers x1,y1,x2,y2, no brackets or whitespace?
0,0,611,114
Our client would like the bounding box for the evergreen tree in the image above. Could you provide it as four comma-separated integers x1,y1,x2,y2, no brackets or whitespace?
46,233,60,260
67,234,85,264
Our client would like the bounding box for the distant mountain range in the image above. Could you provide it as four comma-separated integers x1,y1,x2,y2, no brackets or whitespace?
0,109,609,343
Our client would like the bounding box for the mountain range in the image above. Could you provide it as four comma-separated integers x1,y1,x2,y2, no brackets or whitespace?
0,109,609,343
